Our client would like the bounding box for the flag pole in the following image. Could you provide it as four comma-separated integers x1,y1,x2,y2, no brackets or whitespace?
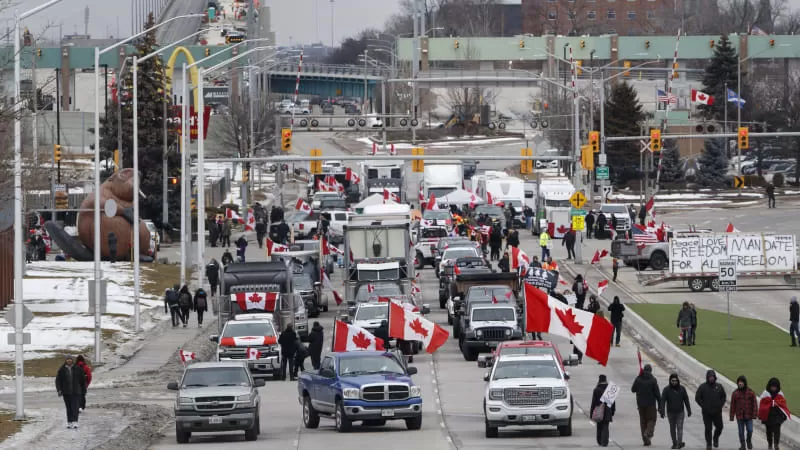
331,320,336,352
522,282,528,342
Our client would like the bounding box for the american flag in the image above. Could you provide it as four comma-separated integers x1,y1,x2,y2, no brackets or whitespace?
633,229,659,248
657,89,677,104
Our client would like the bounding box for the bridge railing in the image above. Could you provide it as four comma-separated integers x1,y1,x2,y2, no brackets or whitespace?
267,62,389,78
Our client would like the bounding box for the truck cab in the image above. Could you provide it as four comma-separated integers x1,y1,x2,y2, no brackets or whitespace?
361,162,405,202
219,261,298,335
297,351,423,432
453,283,519,338
459,304,523,361
421,160,463,201
211,316,281,379
533,177,575,238
414,226,448,269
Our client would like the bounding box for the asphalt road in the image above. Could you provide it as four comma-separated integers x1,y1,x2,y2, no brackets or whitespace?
156,0,207,45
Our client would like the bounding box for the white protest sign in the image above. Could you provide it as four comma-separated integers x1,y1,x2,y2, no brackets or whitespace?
669,234,796,275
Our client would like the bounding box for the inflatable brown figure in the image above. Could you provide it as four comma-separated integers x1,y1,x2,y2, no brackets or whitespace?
45,168,154,262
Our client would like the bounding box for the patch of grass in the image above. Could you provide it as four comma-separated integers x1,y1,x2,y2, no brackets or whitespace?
141,264,183,298
0,412,23,443
629,303,799,414
0,352,82,378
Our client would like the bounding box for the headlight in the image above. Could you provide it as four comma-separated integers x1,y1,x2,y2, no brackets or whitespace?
268,345,279,352
342,388,360,399
504,329,512,336
236,394,253,402
489,389,504,400
409,386,422,397
475,329,483,338
553,387,567,399
178,397,193,404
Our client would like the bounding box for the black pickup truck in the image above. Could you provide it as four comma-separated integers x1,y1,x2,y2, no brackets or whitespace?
438,257,492,308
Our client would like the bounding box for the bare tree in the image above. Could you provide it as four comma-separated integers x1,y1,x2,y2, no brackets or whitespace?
210,94,277,157
718,0,787,33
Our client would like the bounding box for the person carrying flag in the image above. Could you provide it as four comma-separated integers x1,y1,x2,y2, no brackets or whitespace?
759,377,790,450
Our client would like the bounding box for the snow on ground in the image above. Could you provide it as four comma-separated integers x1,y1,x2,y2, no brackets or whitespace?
611,192,763,201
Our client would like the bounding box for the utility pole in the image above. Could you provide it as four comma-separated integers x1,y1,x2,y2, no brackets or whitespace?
411,0,420,145
162,72,169,228
55,68,61,183
32,44,38,163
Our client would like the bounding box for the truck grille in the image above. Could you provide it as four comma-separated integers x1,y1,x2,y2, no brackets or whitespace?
478,327,511,341
361,384,410,401
195,396,236,410
225,347,278,359
503,387,553,407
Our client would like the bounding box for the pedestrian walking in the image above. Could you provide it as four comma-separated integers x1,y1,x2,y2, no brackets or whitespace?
489,224,502,260
597,214,608,239
660,373,691,449
573,274,587,309
294,336,309,376
235,235,248,263
256,220,267,248
75,355,92,412
164,286,180,327
730,375,758,450
193,288,208,326
208,216,219,247
790,297,799,346
308,322,324,370
221,249,234,266
758,377,789,450
766,182,776,208
590,374,617,447
677,302,694,346
608,296,625,347
587,294,601,314
690,303,698,345
632,364,661,446
498,251,510,272
506,229,520,248
563,229,576,259
539,229,551,260
695,369,727,450
612,257,619,282
278,324,298,380
177,285,193,327
206,258,220,296
585,211,596,239
221,219,232,247
55,355,86,429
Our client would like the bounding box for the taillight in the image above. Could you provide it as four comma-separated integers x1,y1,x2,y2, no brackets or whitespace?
299,223,305,230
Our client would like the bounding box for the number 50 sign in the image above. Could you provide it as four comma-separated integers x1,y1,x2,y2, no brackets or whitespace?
718,259,737,291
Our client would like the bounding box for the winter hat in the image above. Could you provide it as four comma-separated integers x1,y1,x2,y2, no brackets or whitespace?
706,369,717,382
669,373,679,382
767,377,781,392
643,364,653,374
598,374,607,383
792,296,798,303
64,354,74,361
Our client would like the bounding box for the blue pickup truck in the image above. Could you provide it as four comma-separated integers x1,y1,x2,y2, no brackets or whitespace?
297,351,423,432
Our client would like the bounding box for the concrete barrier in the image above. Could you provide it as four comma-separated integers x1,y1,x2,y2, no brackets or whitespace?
561,261,800,448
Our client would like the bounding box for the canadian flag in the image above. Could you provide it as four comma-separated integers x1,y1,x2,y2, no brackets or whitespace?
367,284,375,293
388,301,449,353
389,143,396,156
591,250,601,264
510,246,530,270
637,347,644,375
295,198,312,213
383,189,400,203
726,222,740,233
597,279,609,296
226,208,244,224
179,350,196,363
454,265,462,275
524,283,614,365
244,208,256,231
266,238,289,256
321,269,333,291
233,292,279,312
644,197,655,216
332,290,344,305
317,179,333,192
425,194,438,210
418,187,425,202
247,347,262,360
220,335,278,346
372,142,378,155
600,249,609,259
345,168,360,184
691,89,714,105
333,320,385,351
487,192,494,205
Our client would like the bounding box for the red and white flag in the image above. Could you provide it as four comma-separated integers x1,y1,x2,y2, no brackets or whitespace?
726,222,740,233
691,89,714,105
644,197,655,216
425,194,438,210
179,350,196,363
524,283,614,365
333,320,385,351
372,142,377,155
637,347,644,375
345,168,360,184
591,250,601,265
597,279,609,296
332,290,344,305
317,179,333,192
220,335,278,346
295,198,312,213
266,238,289,256
226,208,244,224
418,187,425,202
233,292,279,312
244,208,256,231
600,249,609,259
389,143,396,156
247,347,262,360
321,269,333,291
367,284,375,293
510,246,530,270
487,192,494,205
383,189,400,203
388,301,448,353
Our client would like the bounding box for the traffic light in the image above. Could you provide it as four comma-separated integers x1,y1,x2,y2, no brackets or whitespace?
623,61,631,77
281,128,292,151
580,39,585,49
738,127,749,149
581,145,595,170
242,168,249,182
672,62,679,79
53,144,62,162
644,40,650,49
650,128,662,152
36,48,42,57
190,197,197,211
769,39,775,47
310,148,322,174
520,148,533,174
412,147,424,173
205,48,210,57
588,131,599,153
454,40,459,49
575,60,582,75
169,177,179,187
709,40,716,48
519,40,524,49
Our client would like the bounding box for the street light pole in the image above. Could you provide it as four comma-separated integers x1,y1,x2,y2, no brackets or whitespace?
363,49,368,113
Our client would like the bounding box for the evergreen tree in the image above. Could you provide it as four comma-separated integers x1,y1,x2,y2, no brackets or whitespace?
696,138,730,188
603,81,645,185
659,139,684,183
99,13,179,227
699,35,744,122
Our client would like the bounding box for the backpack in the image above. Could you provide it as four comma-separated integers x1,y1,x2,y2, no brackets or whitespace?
195,295,207,309
575,282,585,295
178,292,192,308
165,289,178,307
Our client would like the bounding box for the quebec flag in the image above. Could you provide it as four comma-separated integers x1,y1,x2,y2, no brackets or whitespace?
727,88,746,108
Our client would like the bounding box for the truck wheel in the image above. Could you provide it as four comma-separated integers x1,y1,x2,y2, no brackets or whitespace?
447,313,453,325
649,251,667,271
405,415,422,430
461,344,478,361
303,395,320,429
485,419,498,438
244,413,259,441
175,427,191,444
558,417,573,436
688,278,705,292
322,302,328,312
416,252,424,270
335,400,352,432
709,278,720,292
453,321,461,338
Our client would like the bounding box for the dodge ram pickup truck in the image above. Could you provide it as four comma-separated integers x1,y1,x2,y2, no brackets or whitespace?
298,351,423,432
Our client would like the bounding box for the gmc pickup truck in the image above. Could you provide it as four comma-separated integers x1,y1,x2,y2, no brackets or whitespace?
297,351,423,432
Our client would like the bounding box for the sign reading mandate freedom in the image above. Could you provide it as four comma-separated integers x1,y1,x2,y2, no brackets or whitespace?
668,234,797,274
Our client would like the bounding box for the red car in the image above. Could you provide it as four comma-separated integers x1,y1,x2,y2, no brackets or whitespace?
476,340,578,372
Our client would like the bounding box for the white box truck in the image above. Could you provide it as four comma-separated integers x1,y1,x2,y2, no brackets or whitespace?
421,160,463,201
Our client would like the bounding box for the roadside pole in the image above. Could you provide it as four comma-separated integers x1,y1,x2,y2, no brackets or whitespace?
719,259,737,340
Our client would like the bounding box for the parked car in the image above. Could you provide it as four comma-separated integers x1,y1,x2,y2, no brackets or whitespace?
143,219,160,251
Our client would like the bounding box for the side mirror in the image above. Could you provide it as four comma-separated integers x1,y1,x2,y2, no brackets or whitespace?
253,379,266,387
564,371,570,381
314,281,321,287
406,366,418,375
347,306,356,316
421,305,431,315
339,314,350,324
483,372,490,382
564,354,580,366
167,382,179,391
209,335,219,342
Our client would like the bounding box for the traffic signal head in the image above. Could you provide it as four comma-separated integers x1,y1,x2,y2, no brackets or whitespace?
580,39,585,49
169,177,179,186
709,40,715,48
205,48,210,57
644,40,650,49
53,144,62,162
519,40,524,49
588,131,599,152
454,40,459,49
36,48,42,57
770,39,775,47
672,62,679,79
738,127,749,149
113,149,120,172
650,129,662,151
281,128,292,151
242,169,249,182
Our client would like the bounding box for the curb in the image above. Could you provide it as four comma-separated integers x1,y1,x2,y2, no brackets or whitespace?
560,261,800,448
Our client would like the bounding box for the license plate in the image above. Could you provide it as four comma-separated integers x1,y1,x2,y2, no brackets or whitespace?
488,342,499,347
209,416,222,424
521,415,536,422
381,409,395,417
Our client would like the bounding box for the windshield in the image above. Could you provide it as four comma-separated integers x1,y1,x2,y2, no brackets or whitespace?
423,210,451,220
313,192,339,200
320,199,347,209
144,222,156,232
475,206,504,216
439,238,470,249
338,355,405,376
222,322,276,338
355,283,402,302
293,276,313,290
492,359,561,380
443,248,479,260
355,304,389,321
545,200,572,207
601,205,629,215
468,287,514,302
472,308,516,322
421,228,448,239
428,187,457,199
501,347,556,358
504,200,523,209
182,367,251,387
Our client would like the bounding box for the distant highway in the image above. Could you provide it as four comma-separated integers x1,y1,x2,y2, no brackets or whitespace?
155,0,207,45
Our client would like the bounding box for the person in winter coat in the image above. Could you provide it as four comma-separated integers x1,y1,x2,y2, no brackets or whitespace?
632,364,662,446
221,219,232,247
208,216,219,247
193,288,208,326
608,296,625,346
221,249,234,266
206,259,220,296
562,229,577,259
730,375,758,450
55,355,86,429
307,322,324,370
235,235,248,263
255,221,267,248
612,257,619,282
506,229,520,248
690,303,698,345
585,211,596,238
790,297,799,346
660,373,692,449
573,274,587,309
695,369,727,450
539,229,551,260
590,374,616,447
677,302,694,346
164,286,181,327
766,182,776,208
294,337,309,376
177,285,193,327
75,355,92,412
587,295,601,314
497,251,510,272
596,213,607,239
489,225,503,260
759,377,789,450
374,320,391,350
278,324,298,380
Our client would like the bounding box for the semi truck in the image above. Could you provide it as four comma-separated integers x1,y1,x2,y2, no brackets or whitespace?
421,160,463,201
532,176,575,238
474,171,526,227
361,161,405,202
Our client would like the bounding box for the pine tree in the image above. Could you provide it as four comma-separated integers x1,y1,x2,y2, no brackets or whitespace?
99,13,179,227
659,139,684,183
696,138,730,188
603,81,645,185
699,35,743,122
